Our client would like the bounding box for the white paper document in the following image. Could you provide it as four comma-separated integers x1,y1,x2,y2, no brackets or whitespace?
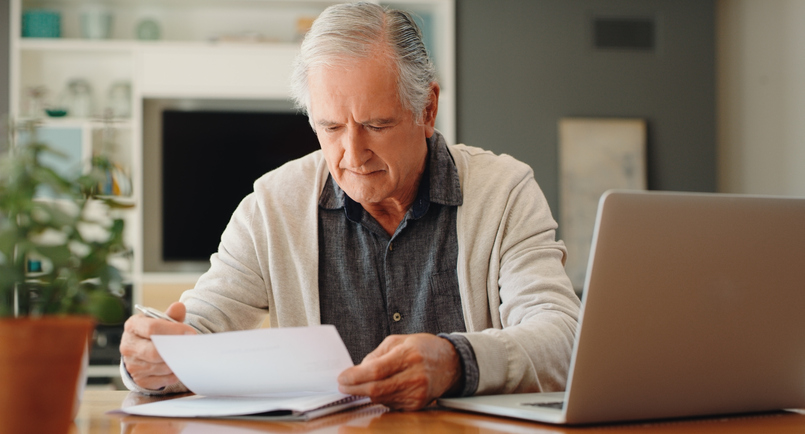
119,325,370,420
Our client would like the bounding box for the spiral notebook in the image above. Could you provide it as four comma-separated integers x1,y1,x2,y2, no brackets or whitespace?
118,325,370,420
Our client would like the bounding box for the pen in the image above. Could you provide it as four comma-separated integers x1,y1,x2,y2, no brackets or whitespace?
135,304,180,323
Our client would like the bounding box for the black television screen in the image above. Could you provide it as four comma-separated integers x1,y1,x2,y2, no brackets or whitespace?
161,110,320,262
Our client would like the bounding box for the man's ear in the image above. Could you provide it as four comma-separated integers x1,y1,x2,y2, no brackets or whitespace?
423,82,440,137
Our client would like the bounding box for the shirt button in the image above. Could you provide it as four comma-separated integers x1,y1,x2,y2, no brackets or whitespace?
389,243,393,251
392,312,402,322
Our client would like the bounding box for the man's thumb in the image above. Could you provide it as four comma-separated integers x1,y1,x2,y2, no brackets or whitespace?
165,301,187,323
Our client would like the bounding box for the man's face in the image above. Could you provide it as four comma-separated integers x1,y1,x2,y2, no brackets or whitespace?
308,53,436,209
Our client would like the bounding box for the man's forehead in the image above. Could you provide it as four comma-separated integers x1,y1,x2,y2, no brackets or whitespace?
308,50,396,81
307,57,406,125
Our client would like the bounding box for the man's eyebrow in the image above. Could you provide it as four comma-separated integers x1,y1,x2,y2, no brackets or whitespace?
314,118,397,128
315,119,340,128
361,118,396,126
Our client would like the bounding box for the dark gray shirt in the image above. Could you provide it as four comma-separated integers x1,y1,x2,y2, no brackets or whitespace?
318,134,478,396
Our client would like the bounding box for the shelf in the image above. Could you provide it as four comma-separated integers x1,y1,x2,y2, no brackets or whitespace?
18,116,134,129
18,38,138,52
18,37,302,53
95,195,136,207
20,0,335,44
18,38,301,100
22,0,340,6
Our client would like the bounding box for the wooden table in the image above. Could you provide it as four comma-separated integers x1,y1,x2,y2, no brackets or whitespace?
70,390,805,433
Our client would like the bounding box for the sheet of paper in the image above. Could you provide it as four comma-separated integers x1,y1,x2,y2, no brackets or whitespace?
151,325,354,396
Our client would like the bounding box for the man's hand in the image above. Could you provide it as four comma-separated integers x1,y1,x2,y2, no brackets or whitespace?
119,302,197,390
337,333,462,411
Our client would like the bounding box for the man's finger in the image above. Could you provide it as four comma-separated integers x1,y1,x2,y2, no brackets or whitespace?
339,365,432,410
123,355,174,377
359,334,402,363
337,334,462,411
339,367,418,397
338,346,406,386
129,370,180,391
120,332,165,364
124,314,195,340
165,301,187,323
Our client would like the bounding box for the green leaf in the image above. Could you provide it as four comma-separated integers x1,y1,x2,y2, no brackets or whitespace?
33,244,72,269
0,265,24,290
0,226,22,258
33,165,75,196
85,290,126,325
33,202,79,228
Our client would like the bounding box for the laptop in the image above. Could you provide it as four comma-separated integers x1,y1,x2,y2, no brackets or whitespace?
439,190,805,425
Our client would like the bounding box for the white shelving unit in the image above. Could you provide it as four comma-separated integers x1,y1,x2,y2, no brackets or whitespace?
9,0,456,305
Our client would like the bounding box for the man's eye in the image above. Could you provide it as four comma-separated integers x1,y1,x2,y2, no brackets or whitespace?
367,125,386,132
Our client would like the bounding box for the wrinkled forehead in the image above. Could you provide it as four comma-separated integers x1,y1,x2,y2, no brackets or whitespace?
306,56,404,117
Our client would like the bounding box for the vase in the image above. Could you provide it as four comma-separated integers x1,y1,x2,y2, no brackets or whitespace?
0,316,95,434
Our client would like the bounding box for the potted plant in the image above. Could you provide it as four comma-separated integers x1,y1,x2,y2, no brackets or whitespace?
0,120,130,434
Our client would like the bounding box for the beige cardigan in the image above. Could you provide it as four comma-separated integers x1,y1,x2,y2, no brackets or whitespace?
123,142,580,396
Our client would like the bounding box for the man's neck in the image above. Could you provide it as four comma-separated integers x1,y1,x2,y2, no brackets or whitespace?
362,178,421,236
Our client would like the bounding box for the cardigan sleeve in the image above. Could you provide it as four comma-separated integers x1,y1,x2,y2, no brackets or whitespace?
450,144,581,395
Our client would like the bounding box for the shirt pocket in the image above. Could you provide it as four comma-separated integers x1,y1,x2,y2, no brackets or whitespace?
429,270,466,333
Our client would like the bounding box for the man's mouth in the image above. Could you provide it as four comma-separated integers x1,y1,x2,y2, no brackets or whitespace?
345,168,382,177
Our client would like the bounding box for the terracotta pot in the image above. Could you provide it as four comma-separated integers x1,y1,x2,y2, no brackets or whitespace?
0,316,95,434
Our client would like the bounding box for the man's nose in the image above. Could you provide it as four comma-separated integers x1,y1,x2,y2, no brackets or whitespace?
342,127,371,168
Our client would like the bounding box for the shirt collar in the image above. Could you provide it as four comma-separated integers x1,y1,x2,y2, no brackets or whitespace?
318,130,463,221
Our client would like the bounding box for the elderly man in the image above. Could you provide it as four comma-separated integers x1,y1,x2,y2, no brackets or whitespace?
120,2,580,411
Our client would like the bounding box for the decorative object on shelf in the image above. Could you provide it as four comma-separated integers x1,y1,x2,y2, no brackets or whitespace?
44,107,69,118
24,85,49,117
21,9,61,38
136,17,161,41
64,78,94,118
92,154,132,197
0,120,131,434
93,119,133,197
80,4,113,39
31,85,72,118
106,81,131,118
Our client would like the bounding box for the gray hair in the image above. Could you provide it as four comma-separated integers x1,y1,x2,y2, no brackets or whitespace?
289,2,437,125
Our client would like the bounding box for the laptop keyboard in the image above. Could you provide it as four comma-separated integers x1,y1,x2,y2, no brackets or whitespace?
522,401,564,410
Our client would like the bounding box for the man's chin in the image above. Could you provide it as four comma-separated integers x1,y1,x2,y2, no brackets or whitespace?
346,192,382,205
340,181,389,205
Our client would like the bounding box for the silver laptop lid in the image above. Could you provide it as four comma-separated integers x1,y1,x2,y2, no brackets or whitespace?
564,190,805,424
